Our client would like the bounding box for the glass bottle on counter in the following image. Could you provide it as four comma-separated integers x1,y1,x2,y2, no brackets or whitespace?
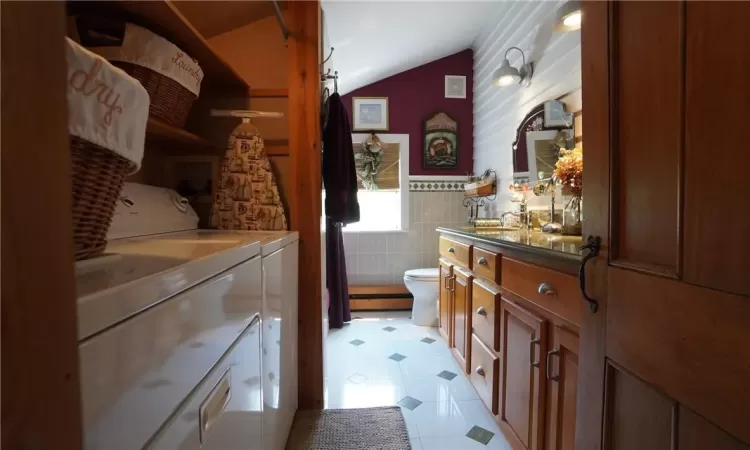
561,185,582,236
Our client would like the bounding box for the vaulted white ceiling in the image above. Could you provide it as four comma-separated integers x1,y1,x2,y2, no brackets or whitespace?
321,1,500,94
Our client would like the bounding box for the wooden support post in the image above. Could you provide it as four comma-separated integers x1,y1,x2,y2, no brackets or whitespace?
1,2,84,448
287,0,324,409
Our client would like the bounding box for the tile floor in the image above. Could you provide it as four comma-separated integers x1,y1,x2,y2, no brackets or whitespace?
325,311,512,450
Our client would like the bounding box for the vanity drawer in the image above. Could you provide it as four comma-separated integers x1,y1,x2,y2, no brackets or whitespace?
439,236,472,267
470,333,499,414
472,279,500,351
501,258,580,326
472,246,501,282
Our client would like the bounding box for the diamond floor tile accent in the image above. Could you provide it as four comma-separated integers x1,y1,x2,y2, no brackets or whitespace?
421,337,436,344
383,326,397,332
346,373,369,384
437,370,458,381
466,425,495,445
389,353,407,362
398,396,423,411
349,339,365,346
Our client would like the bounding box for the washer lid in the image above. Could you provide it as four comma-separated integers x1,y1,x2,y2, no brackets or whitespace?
108,182,199,239
405,268,440,280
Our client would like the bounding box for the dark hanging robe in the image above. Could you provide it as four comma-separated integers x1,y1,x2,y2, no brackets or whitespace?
323,93,360,329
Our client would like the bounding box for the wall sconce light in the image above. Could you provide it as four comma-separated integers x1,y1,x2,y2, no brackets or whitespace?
493,47,533,88
555,0,582,32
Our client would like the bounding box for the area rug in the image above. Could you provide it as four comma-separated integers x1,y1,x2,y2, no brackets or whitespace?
285,406,411,450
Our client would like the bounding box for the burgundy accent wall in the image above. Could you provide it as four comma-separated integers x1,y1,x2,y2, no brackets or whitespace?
342,49,474,175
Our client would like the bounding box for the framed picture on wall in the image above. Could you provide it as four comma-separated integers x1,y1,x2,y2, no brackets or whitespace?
423,112,459,170
352,97,389,131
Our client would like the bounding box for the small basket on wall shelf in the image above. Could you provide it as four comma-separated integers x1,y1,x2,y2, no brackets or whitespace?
464,169,497,198
463,169,497,227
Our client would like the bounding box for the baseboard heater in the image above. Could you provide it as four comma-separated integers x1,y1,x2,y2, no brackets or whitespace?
348,285,413,311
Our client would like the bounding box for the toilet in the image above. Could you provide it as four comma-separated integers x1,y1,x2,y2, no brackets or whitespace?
404,268,440,327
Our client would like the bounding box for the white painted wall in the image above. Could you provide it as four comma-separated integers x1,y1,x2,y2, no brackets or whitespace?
472,1,581,216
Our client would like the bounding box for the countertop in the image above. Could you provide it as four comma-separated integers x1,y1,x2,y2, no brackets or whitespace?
438,226,583,273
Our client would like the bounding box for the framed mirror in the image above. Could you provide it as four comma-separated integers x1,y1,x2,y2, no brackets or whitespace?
512,99,575,184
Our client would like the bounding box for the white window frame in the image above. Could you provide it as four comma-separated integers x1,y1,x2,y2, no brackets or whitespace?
348,133,409,232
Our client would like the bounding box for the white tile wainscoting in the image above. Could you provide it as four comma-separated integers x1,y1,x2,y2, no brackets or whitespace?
344,177,469,286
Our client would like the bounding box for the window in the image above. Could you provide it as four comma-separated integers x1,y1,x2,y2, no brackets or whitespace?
322,134,409,232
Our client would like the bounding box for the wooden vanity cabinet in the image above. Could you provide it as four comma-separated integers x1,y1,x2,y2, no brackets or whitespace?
438,258,454,342
451,266,473,373
545,327,579,450
438,231,583,450
499,298,549,450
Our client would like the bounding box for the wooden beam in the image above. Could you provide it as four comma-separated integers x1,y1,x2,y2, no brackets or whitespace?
1,2,84,448
287,0,323,410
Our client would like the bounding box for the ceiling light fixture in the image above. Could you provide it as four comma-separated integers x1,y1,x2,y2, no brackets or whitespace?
493,47,533,88
555,1,582,32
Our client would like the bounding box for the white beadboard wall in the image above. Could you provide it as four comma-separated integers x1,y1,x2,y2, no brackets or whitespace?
472,1,581,215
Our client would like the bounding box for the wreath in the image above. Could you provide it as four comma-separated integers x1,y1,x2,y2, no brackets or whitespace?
355,134,384,190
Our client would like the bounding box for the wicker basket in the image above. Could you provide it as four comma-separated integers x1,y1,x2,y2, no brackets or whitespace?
69,18,203,128
71,137,134,260
114,61,196,127
66,38,149,260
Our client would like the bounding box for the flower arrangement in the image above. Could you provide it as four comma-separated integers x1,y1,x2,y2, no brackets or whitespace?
553,145,583,235
553,146,583,195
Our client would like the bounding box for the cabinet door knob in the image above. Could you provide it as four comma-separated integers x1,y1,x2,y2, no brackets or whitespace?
537,282,556,296
477,256,488,265
448,247,455,253
529,337,541,367
546,349,560,381
476,306,487,316
475,366,486,377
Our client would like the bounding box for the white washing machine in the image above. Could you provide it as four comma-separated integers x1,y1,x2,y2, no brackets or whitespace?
76,183,298,450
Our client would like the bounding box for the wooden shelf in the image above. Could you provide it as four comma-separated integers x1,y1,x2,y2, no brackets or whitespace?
248,88,289,98
146,118,289,156
146,117,217,152
73,1,249,91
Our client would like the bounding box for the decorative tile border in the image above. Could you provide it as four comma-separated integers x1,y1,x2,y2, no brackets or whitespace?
409,176,467,192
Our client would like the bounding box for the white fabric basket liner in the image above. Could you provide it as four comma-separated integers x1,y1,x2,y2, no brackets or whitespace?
66,38,148,171
86,23,203,97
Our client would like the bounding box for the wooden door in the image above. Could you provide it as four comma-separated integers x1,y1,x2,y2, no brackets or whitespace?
580,1,750,448
451,266,473,372
438,258,454,342
545,327,578,450
499,298,548,450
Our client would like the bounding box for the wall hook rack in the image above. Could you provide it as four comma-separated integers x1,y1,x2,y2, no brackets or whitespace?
272,0,289,42
322,47,334,66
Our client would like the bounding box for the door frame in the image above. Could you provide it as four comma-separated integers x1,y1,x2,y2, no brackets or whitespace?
1,2,84,447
